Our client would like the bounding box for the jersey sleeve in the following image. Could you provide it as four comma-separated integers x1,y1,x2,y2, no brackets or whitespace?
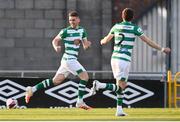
109,25,116,35
58,29,65,39
82,28,88,40
134,26,144,36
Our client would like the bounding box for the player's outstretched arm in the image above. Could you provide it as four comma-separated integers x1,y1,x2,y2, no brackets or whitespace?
100,34,114,45
139,34,171,54
52,35,61,53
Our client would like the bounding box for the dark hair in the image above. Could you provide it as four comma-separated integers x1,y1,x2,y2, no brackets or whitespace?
122,8,134,21
68,11,79,17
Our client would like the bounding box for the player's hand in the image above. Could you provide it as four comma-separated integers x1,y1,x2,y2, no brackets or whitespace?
100,39,106,45
84,41,91,50
162,47,171,54
87,41,91,47
74,39,81,45
55,46,61,53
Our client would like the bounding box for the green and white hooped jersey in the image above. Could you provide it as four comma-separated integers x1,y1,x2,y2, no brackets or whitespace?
110,21,144,62
58,26,87,60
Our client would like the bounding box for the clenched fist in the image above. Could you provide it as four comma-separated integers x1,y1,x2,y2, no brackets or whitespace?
74,39,81,45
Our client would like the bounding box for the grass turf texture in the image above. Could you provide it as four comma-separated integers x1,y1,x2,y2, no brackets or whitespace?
0,108,180,121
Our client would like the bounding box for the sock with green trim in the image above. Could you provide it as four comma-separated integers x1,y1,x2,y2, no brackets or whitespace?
32,79,54,93
78,80,87,102
105,83,121,92
117,93,123,106
116,87,123,107
96,82,121,92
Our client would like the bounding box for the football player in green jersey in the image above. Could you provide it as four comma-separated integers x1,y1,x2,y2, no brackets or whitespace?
90,8,170,116
25,11,92,110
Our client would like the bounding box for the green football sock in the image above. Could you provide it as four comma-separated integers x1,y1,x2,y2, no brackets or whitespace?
105,83,120,92
78,80,87,99
117,94,123,106
116,87,123,106
35,79,54,91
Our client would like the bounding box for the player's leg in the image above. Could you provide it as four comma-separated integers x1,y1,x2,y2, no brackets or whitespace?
90,79,126,115
90,59,129,116
25,62,68,103
66,60,91,110
25,78,53,103
25,74,66,103
90,80,121,95
77,71,89,102
90,59,122,95
115,60,130,116
76,71,92,110
91,79,125,113
116,79,127,116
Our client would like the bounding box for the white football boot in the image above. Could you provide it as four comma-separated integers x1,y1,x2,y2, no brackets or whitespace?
90,80,100,96
115,110,128,116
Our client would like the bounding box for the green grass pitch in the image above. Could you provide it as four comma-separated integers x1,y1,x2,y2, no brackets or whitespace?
0,108,180,121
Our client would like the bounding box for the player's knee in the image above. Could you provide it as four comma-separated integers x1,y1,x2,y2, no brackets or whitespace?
122,84,127,90
52,78,60,85
118,81,127,90
81,75,89,81
52,75,65,85
79,72,89,81
84,73,89,81
121,83,127,90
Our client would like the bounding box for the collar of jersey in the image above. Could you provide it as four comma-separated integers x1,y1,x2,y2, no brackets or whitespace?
122,21,132,24
68,26,80,30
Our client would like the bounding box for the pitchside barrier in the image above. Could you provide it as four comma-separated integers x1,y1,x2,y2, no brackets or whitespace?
0,78,164,108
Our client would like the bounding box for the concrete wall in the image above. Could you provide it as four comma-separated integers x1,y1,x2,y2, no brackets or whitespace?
0,0,112,71
1,0,178,77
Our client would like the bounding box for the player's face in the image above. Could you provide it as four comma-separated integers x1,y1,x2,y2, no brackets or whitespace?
69,16,80,28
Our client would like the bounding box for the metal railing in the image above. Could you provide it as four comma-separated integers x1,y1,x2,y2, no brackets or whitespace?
167,71,180,108
0,70,165,80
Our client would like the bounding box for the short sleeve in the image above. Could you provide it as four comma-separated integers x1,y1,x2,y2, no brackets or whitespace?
109,25,115,35
58,29,65,39
82,28,88,40
135,26,144,36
